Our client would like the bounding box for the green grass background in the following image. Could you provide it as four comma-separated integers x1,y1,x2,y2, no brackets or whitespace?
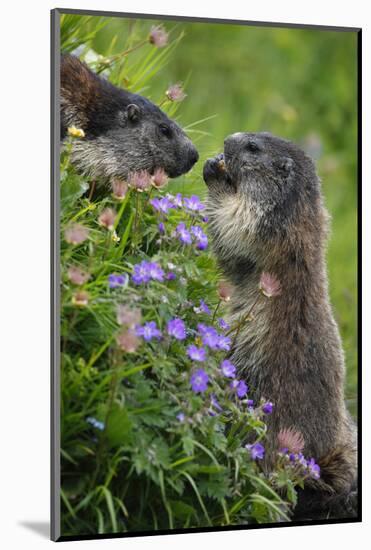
74,16,358,414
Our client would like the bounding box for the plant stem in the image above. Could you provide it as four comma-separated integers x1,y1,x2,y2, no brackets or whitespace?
87,180,96,202
96,40,148,73
212,299,222,324
158,97,169,108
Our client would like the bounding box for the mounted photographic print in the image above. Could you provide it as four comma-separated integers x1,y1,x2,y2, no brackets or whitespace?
51,8,361,541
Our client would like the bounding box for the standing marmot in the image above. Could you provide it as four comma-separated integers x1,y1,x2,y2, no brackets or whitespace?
203,132,357,520
61,54,198,181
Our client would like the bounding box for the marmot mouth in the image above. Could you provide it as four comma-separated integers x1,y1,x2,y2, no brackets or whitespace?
217,153,237,192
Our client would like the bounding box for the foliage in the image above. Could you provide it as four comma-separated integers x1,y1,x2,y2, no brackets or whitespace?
59,14,357,537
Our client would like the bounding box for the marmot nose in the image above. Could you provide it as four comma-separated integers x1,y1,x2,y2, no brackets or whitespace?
188,146,199,167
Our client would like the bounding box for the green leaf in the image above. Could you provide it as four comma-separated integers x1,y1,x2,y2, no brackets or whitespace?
100,486,118,532
179,471,212,526
61,173,89,207
104,404,133,448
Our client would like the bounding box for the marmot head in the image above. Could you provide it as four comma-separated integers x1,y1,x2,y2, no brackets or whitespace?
203,132,326,279
61,55,198,181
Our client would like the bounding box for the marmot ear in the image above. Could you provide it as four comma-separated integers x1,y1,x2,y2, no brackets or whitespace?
276,157,293,174
126,103,141,122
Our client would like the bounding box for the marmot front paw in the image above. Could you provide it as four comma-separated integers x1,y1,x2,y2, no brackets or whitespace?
203,154,230,187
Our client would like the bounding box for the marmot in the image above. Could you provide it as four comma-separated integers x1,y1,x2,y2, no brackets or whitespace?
203,132,357,520
61,54,198,181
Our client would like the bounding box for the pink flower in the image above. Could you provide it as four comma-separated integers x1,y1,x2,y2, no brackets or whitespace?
67,265,90,285
277,428,305,454
111,177,128,200
259,272,282,298
128,170,152,192
116,329,140,353
116,305,142,327
98,208,117,230
71,290,89,307
151,168,168,188
149,25,169,48
64,223,89,245
166,83,187,102
218,280,233,302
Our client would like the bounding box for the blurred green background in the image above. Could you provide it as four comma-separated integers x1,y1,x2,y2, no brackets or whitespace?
67,15,358,414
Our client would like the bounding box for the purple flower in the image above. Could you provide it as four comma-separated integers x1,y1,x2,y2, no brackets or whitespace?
167,318,186,340
218,318,230,331
297,453,308,467
190,226,208,250
220,359,236,378
135,321,162,341
196,235,208,250
150,197,174,215
171,193,183,208
216,335,231,351
131,261,164,284
184,195,205,212
132,261,151,284
176,222,192,245
150,197,161,210
176,412,185,422
202,216,209,223
190,226,205,240
187,344,206,362
108,273,128,288
236,380,248,397
197,324,220,349
158,222,165,234
210,394,222,411
307,458,321,479
147,262,165,282
190,369,209,393
166,272,176,280
245,442,265,460
193,299,211,315
230,379,248,398
262,402,274,415
196,323,209,336
247,399,254,408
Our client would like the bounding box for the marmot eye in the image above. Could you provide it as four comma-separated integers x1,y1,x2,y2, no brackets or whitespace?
159,124,172,138
246,141,260,152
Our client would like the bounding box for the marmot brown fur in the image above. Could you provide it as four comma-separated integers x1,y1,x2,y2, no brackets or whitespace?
203,132,357,520
60,54,198,181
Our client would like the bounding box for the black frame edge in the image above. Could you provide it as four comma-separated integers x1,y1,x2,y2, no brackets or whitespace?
55,7,361,33
356,28,362,522
51,7,61,543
